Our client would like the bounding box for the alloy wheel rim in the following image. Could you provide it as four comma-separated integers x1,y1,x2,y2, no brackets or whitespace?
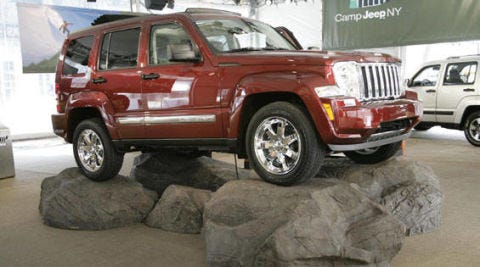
468,118,480,141
253,117,302,175
77,129,104,172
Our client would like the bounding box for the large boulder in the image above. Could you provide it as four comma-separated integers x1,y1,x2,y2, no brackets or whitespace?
204,179,405,266
39,168,158,230
145,185,212,234
318,156,443,236
130,152,255,196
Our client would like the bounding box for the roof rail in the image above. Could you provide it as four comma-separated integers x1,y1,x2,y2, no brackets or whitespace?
447,54,480,60
185,8,241,16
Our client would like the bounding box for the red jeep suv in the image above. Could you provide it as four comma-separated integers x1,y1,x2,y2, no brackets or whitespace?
52,9,422,185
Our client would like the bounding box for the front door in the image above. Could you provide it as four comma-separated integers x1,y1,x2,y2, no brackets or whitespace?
409,64,442,122
436,61,479,123
140,21,222,139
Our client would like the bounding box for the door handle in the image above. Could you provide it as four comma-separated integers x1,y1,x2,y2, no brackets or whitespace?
463,88,475,92
92,77,107,84
141,73,160,80
426,89,436,93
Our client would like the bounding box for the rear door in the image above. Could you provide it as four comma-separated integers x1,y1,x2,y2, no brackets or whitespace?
60,35,95,109
436,61,478,123
140,20,222,139
409,64,442,122
90,26,144,139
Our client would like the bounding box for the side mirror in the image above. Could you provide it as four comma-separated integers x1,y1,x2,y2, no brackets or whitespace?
168,44,202,63
404,78,412,87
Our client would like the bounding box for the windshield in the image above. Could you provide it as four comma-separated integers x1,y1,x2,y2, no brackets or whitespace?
195,18,297,53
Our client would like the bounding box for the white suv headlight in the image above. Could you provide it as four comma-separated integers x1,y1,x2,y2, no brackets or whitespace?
314,61,361,98
332,61,361,98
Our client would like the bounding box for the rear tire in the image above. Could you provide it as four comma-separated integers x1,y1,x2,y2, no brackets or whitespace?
344,142,401,164
464,111,480,146
73,118,124,181
246,102,324,186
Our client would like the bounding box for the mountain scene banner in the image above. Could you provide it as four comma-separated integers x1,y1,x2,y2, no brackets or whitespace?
17,3,121,73
323,0,480,50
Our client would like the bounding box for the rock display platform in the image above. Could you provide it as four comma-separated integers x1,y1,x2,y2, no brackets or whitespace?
145,185,212,234
204,179,405,266
318,157,443,236
39,155,443,266
130,152,255,195
39,168,158,230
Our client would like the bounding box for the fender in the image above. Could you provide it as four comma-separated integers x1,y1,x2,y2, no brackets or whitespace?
65,91,120,140
454,95,480,124
227,71,335,143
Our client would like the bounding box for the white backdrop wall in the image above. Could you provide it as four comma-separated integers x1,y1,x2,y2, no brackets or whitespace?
256,1,322,49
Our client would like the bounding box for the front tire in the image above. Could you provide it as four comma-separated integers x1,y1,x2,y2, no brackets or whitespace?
344,142,401,164
73,118,124,181
246,102,324,186
464,111,480,146
414,123,433,131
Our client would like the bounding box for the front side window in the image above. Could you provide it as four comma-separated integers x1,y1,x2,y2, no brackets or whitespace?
411,65,440,87
149,23,199,65
63,35,94,75
444,62,477,85
99,28,140,70
195,18,296,53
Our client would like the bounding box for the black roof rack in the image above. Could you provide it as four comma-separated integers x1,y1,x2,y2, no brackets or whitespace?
91,14,144,26
447,54,480,60
185,8,241,16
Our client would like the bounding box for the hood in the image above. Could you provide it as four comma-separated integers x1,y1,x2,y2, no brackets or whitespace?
215,50,400,67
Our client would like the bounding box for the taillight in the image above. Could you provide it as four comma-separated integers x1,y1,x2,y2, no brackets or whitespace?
55,83,60,95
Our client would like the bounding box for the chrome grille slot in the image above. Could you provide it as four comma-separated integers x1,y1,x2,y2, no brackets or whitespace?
359,63,401,101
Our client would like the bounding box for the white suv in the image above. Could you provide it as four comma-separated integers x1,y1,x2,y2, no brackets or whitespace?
408,55,480,146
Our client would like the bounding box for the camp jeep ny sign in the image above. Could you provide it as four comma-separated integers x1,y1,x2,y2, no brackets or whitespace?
323,0,480,50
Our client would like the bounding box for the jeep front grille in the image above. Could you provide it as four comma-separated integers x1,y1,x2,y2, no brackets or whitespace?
359,63,401,101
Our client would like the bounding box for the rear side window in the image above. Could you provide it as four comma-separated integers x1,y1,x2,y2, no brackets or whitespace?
99,28,140,70
443,62,478,85
63,35,94,75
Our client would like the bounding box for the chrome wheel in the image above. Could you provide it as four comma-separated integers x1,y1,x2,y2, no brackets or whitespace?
253,117,302,175
468,118,480,142
76,129,104,172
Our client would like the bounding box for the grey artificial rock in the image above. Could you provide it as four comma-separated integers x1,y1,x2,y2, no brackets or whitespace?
318,156,443,236
204,179,405,267
144,185,212,234
39,168,158,230
130,152,256,196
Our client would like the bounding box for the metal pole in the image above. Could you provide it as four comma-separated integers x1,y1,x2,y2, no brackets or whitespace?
136,0,140,12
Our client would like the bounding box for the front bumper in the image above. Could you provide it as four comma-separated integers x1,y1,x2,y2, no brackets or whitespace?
320,97,422,151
